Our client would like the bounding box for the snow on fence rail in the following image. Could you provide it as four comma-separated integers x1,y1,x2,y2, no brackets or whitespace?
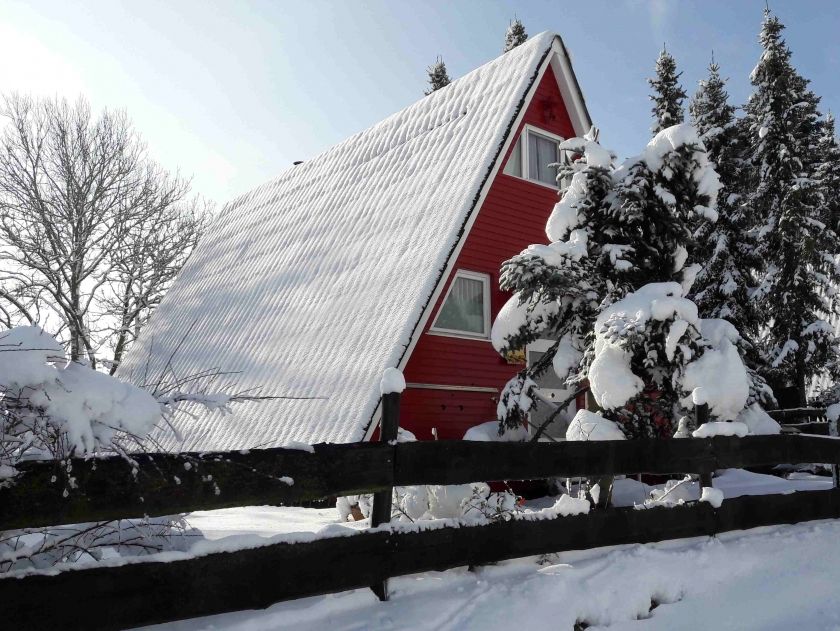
3,394,840,630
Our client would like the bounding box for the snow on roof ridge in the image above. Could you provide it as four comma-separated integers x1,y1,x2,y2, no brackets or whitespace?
119,32,559,451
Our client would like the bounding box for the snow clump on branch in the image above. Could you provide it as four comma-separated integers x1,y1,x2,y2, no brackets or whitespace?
1,326,161,456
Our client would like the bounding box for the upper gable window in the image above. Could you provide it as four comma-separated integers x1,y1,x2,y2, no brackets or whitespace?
430,270,491,339
503,125,567,188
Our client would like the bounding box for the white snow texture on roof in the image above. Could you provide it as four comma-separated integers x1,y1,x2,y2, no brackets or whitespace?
119,33,556,451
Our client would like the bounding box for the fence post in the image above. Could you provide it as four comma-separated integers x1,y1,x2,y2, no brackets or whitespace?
695,402,713,488
829,411,840,489
370,387,401,601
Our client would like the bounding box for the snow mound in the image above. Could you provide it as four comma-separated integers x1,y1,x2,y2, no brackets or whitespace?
700,486,724,508
379,367,406,395
692,421,749,438
566,410,626,441
547,494,591,517
463,420,528,442
681,337,749,421
736,404,781,435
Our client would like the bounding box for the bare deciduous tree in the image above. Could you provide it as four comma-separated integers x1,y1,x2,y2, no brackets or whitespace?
0,94,206,369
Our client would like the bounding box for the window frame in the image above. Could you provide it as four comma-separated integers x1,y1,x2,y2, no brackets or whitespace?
428,269,492,341
503,125,566,190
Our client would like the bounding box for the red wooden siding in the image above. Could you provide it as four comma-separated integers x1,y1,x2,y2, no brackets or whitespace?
400,65,577,441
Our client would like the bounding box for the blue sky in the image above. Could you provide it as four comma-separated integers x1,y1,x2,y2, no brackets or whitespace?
2,0,837,205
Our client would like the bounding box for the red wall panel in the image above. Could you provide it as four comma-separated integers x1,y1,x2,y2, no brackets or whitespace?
400,66,577,441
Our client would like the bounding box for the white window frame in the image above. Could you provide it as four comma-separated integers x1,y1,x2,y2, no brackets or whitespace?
428,269,492,340
503,124,566,190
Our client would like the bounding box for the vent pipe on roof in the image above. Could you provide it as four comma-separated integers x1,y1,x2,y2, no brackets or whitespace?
293,160,304,166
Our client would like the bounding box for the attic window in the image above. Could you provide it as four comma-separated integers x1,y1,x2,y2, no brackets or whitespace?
503,125,566,188
430,270,491,339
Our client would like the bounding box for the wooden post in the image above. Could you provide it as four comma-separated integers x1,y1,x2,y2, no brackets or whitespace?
695,402,713,488
370,390,400,601
585,389,612,507
829,412,840,489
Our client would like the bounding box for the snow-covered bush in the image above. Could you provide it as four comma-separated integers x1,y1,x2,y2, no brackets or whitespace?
0,325,240,572
0,326,163,472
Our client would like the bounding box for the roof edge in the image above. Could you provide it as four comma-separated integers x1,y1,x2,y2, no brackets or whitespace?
361,37,562,440
550,35,593,137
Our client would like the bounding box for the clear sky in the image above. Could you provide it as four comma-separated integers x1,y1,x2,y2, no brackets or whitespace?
2,0,837,206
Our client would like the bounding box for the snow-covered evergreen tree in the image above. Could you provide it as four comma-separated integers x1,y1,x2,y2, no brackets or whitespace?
689,60,761,340
743,10,840,404
588,125,725,437
816,113,840,232
494,134,620,428
503,18,528,52
493,125,745,438
649,48,687,135
424,57,451,95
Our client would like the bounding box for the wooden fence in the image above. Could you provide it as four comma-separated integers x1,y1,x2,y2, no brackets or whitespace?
2,395,840,630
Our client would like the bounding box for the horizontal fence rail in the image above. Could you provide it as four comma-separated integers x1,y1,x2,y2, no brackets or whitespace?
3,488,839,631
4,413,840,631
2,434,840,532
783,422,830,435
0,443,394,531
767,407,827,422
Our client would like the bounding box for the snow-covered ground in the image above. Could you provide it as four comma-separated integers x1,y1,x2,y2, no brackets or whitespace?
135,470,839,631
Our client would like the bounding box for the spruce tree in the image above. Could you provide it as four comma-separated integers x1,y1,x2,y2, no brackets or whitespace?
689,60,760,340
596,125,724,437
649,48,687,134
424,57,451,95
503,18,528,53
744,10,840,404
495,136,621,428
494,126,727,437
816,113,840,232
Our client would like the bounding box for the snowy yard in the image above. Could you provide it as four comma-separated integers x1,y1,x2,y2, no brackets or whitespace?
138,470,840,631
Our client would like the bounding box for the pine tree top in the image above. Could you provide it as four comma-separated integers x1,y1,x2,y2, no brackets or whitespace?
649,48,687,135
690,60,737,163
424,57,451,96
503,19,528,53
745,9,821,185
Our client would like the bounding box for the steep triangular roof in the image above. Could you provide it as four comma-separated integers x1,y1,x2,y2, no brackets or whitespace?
120,32,591,450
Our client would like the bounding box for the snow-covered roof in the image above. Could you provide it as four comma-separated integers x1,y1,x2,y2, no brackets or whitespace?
120,32,591,450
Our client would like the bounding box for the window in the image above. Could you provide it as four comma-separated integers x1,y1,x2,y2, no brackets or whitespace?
528,132,558,185
503,126,569,189
430,270,491,338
